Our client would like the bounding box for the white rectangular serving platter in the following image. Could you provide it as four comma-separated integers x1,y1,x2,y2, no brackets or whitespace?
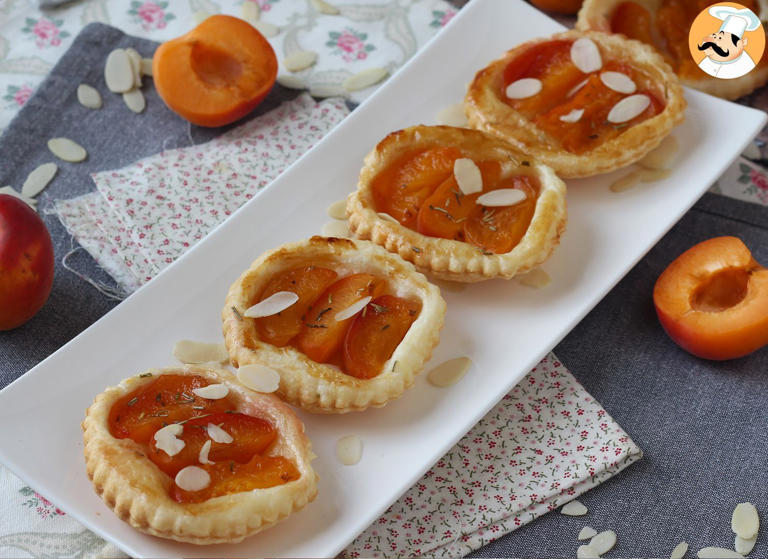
0,0,765,556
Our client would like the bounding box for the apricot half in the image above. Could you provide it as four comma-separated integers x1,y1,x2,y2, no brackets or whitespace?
153,15,278,127
653,236,768,360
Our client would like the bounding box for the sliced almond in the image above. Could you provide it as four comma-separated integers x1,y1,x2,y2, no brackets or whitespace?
437,103,468,127
577,545,600,559
237,364,280,393
732,503,760,539
48,138,87,163
454,158,483,195
191,383,229,400
125,48,142,88
607,94,650,124
427,357,472,387
610,170,643,193
322,219,350,237
311,0,341,14
561,499,588,516
590,530,617,555
516,268,551,288
140,57,153,77
335,296,372,321
206,422,233,443
476,188,527,207
671,541,689,559
244,291,299,318
277,74,307,90
571,37,602,73
639,136,679,170
123,88,146,114
175,465,210,491
252,19,280,38
559,108,584,123
697,547,744,559
104,49,134,93
0,187,37,209
735,535,757,556
327,199,348,220
198,440,214,465
337,435,362,465
600,71,636,94
241,1,260,23
568,78,589,97
21,163,57,198
505,78,542,99
578,526,598,541
378,212,398,224
343,67,388,92
77,84,102,110
154,424,185,457
309,84,347,98
284,50,318,72
172,340,228,364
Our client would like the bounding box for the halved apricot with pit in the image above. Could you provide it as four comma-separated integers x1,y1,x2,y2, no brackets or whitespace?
653,236,768,360
153,15,278,127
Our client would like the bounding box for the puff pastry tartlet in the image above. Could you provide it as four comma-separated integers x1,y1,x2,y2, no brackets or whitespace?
346,125,567,282
464,30,686,178
222,236,446,413
82,365,317,544
577,0,768,100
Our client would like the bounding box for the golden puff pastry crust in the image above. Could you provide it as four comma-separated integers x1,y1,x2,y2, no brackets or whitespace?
576,0,768,100
346,125,567,282
464,30,686,178
82,365,317,545
222,236,446,414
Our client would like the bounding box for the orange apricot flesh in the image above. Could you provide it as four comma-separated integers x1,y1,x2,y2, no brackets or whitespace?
153,15,278,127
653,236,768,360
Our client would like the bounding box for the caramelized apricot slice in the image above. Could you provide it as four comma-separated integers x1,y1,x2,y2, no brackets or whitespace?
372,147,461,228
108,375,232,444
464,175,539,254
610,2,655,46
171,454,300,504
343,295,421,379
148,412,276,477
254,265,338,347
153,15,278,127
417,160,501,241
295,273,385,363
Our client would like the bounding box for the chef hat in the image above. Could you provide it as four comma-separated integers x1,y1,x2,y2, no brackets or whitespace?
709,6,762,38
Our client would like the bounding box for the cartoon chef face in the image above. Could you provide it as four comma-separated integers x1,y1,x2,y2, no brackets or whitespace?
698,29,748,62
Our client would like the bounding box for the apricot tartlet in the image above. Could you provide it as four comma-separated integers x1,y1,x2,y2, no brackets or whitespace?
464,30,686,178
346,125,567,282
82,365,317,544
222,236,446,413
577,0,768,100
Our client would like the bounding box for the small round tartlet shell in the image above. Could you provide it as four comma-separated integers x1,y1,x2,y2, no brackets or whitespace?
346,125,567,282
576,0,768,100
82,365,317,545
464,30,686,178
222,236,447,414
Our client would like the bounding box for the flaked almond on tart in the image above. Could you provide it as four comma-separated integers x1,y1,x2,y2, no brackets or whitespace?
82,365,317,544
346,125,567,282
464,30,686,178
222,236,446,413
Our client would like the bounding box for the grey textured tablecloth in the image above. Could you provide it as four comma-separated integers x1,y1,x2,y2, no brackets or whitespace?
2,21,768,559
